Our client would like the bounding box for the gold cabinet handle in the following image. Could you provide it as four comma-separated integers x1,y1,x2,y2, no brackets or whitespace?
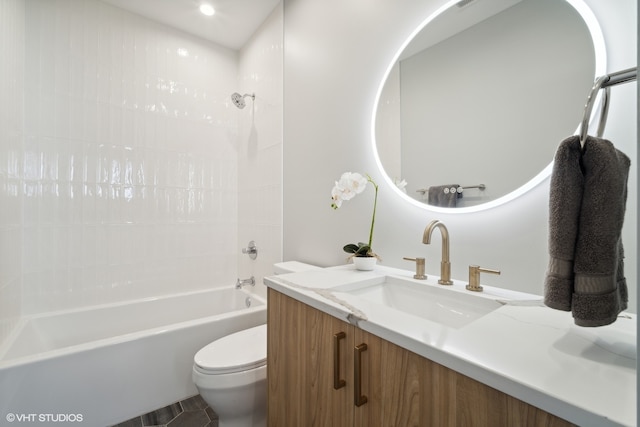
333,332,346,389
354,343,368,407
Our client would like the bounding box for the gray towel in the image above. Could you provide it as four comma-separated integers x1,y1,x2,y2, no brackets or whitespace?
544,135,630,327
428,185,460,207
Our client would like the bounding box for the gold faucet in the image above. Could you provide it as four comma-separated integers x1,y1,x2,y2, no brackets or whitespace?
422,220,453,285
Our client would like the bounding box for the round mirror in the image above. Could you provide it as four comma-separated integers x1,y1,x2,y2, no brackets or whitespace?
373,0,605,212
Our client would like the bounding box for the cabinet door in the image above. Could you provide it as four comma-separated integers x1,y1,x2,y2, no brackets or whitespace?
355,328,427,427
449,368,576,427
267,289,354,427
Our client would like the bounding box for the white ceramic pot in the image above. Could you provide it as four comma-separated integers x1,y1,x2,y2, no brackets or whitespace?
353,256,377,271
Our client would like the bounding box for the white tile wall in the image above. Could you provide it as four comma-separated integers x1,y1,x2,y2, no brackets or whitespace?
19,0,242,314
0,0,25,347
0,0,283,346
237,6,284,299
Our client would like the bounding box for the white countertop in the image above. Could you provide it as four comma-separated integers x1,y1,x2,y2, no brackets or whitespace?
264,264,637,427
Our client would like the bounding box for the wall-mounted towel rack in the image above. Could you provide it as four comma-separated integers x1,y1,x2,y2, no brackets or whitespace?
579,66,637,147
416,184,485,195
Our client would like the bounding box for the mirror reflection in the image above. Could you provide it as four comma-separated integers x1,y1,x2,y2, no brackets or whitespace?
375,0,598,208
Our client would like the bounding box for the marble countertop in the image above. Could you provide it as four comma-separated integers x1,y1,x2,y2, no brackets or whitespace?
264,264,637,427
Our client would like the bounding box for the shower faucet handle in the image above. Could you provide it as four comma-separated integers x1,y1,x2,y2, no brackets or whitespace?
242,241,258,259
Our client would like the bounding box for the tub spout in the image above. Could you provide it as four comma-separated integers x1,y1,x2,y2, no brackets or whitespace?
236,276,256,289
422,220,453,285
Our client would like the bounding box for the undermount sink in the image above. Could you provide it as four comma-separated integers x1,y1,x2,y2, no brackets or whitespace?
331,275,504,329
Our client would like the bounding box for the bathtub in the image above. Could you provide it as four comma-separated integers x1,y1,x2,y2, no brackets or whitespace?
0,287,266,426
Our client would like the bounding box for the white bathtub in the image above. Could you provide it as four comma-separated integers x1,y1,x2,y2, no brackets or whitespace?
0,287,266,426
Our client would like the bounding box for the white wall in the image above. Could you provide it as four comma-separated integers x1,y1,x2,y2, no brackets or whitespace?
20,0,240,314
0,0,25,347
0,0,282,335
283,0,637,312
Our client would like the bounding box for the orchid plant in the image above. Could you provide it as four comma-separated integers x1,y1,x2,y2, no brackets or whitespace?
331,172,379,259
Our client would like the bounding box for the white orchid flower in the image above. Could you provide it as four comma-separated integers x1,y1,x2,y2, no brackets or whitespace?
330,172,380,260
340,172,368,196
331,185,344,208
331,172,368,209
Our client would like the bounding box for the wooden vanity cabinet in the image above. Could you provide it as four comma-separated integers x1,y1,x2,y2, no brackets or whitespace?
267,289,574,427
267,287,354,425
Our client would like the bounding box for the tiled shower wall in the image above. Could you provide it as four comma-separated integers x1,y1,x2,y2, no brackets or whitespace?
1,0,283,347
237,7,283,300
21,0,240,315
0,0,25,345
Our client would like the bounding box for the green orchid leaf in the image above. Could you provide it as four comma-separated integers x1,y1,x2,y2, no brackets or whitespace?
355,245,371,256
343,243,360,254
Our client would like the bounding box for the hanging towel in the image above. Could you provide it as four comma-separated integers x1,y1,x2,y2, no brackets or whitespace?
428,185,460,207
544,136,584,311
544,135,630,327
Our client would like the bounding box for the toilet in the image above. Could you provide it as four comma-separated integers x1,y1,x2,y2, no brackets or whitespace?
192,261,319,427
193,324,267,427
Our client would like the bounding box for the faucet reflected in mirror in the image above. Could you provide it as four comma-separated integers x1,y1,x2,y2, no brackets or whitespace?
422,220,453,285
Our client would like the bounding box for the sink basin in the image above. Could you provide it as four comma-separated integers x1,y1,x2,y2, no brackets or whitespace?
331,275,504,329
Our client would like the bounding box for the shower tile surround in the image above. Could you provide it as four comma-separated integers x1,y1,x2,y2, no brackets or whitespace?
19,0,240,315
0,0,283,343
237,6,284,301
0,0,25,347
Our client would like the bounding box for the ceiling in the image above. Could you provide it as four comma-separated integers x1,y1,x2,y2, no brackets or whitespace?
100,0,281,50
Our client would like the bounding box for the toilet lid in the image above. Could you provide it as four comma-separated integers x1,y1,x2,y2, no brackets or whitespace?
194,324,267,374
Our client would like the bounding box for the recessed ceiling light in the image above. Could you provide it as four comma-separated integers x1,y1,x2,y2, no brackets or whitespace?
199,4,215,16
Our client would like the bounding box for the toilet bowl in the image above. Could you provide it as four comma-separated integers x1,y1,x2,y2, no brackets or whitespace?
193,261,319,427
193,324,267,427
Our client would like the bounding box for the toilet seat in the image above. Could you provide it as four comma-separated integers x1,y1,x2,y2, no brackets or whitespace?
194,324,267,375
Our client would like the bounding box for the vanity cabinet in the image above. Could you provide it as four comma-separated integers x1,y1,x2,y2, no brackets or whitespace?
267,287,354,425
267,289,575,427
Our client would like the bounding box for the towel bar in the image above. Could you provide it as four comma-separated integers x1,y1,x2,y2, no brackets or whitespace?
579,66,637,147
416,184,486,195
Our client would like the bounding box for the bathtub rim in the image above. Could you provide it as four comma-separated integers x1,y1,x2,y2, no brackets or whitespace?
0,287,266,370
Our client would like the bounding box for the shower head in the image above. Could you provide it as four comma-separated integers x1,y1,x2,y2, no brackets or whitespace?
231,92,255,109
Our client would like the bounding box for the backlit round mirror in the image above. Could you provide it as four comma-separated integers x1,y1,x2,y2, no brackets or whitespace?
372,0,605,213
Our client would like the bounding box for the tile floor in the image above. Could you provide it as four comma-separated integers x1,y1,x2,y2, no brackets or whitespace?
112,395,217,427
